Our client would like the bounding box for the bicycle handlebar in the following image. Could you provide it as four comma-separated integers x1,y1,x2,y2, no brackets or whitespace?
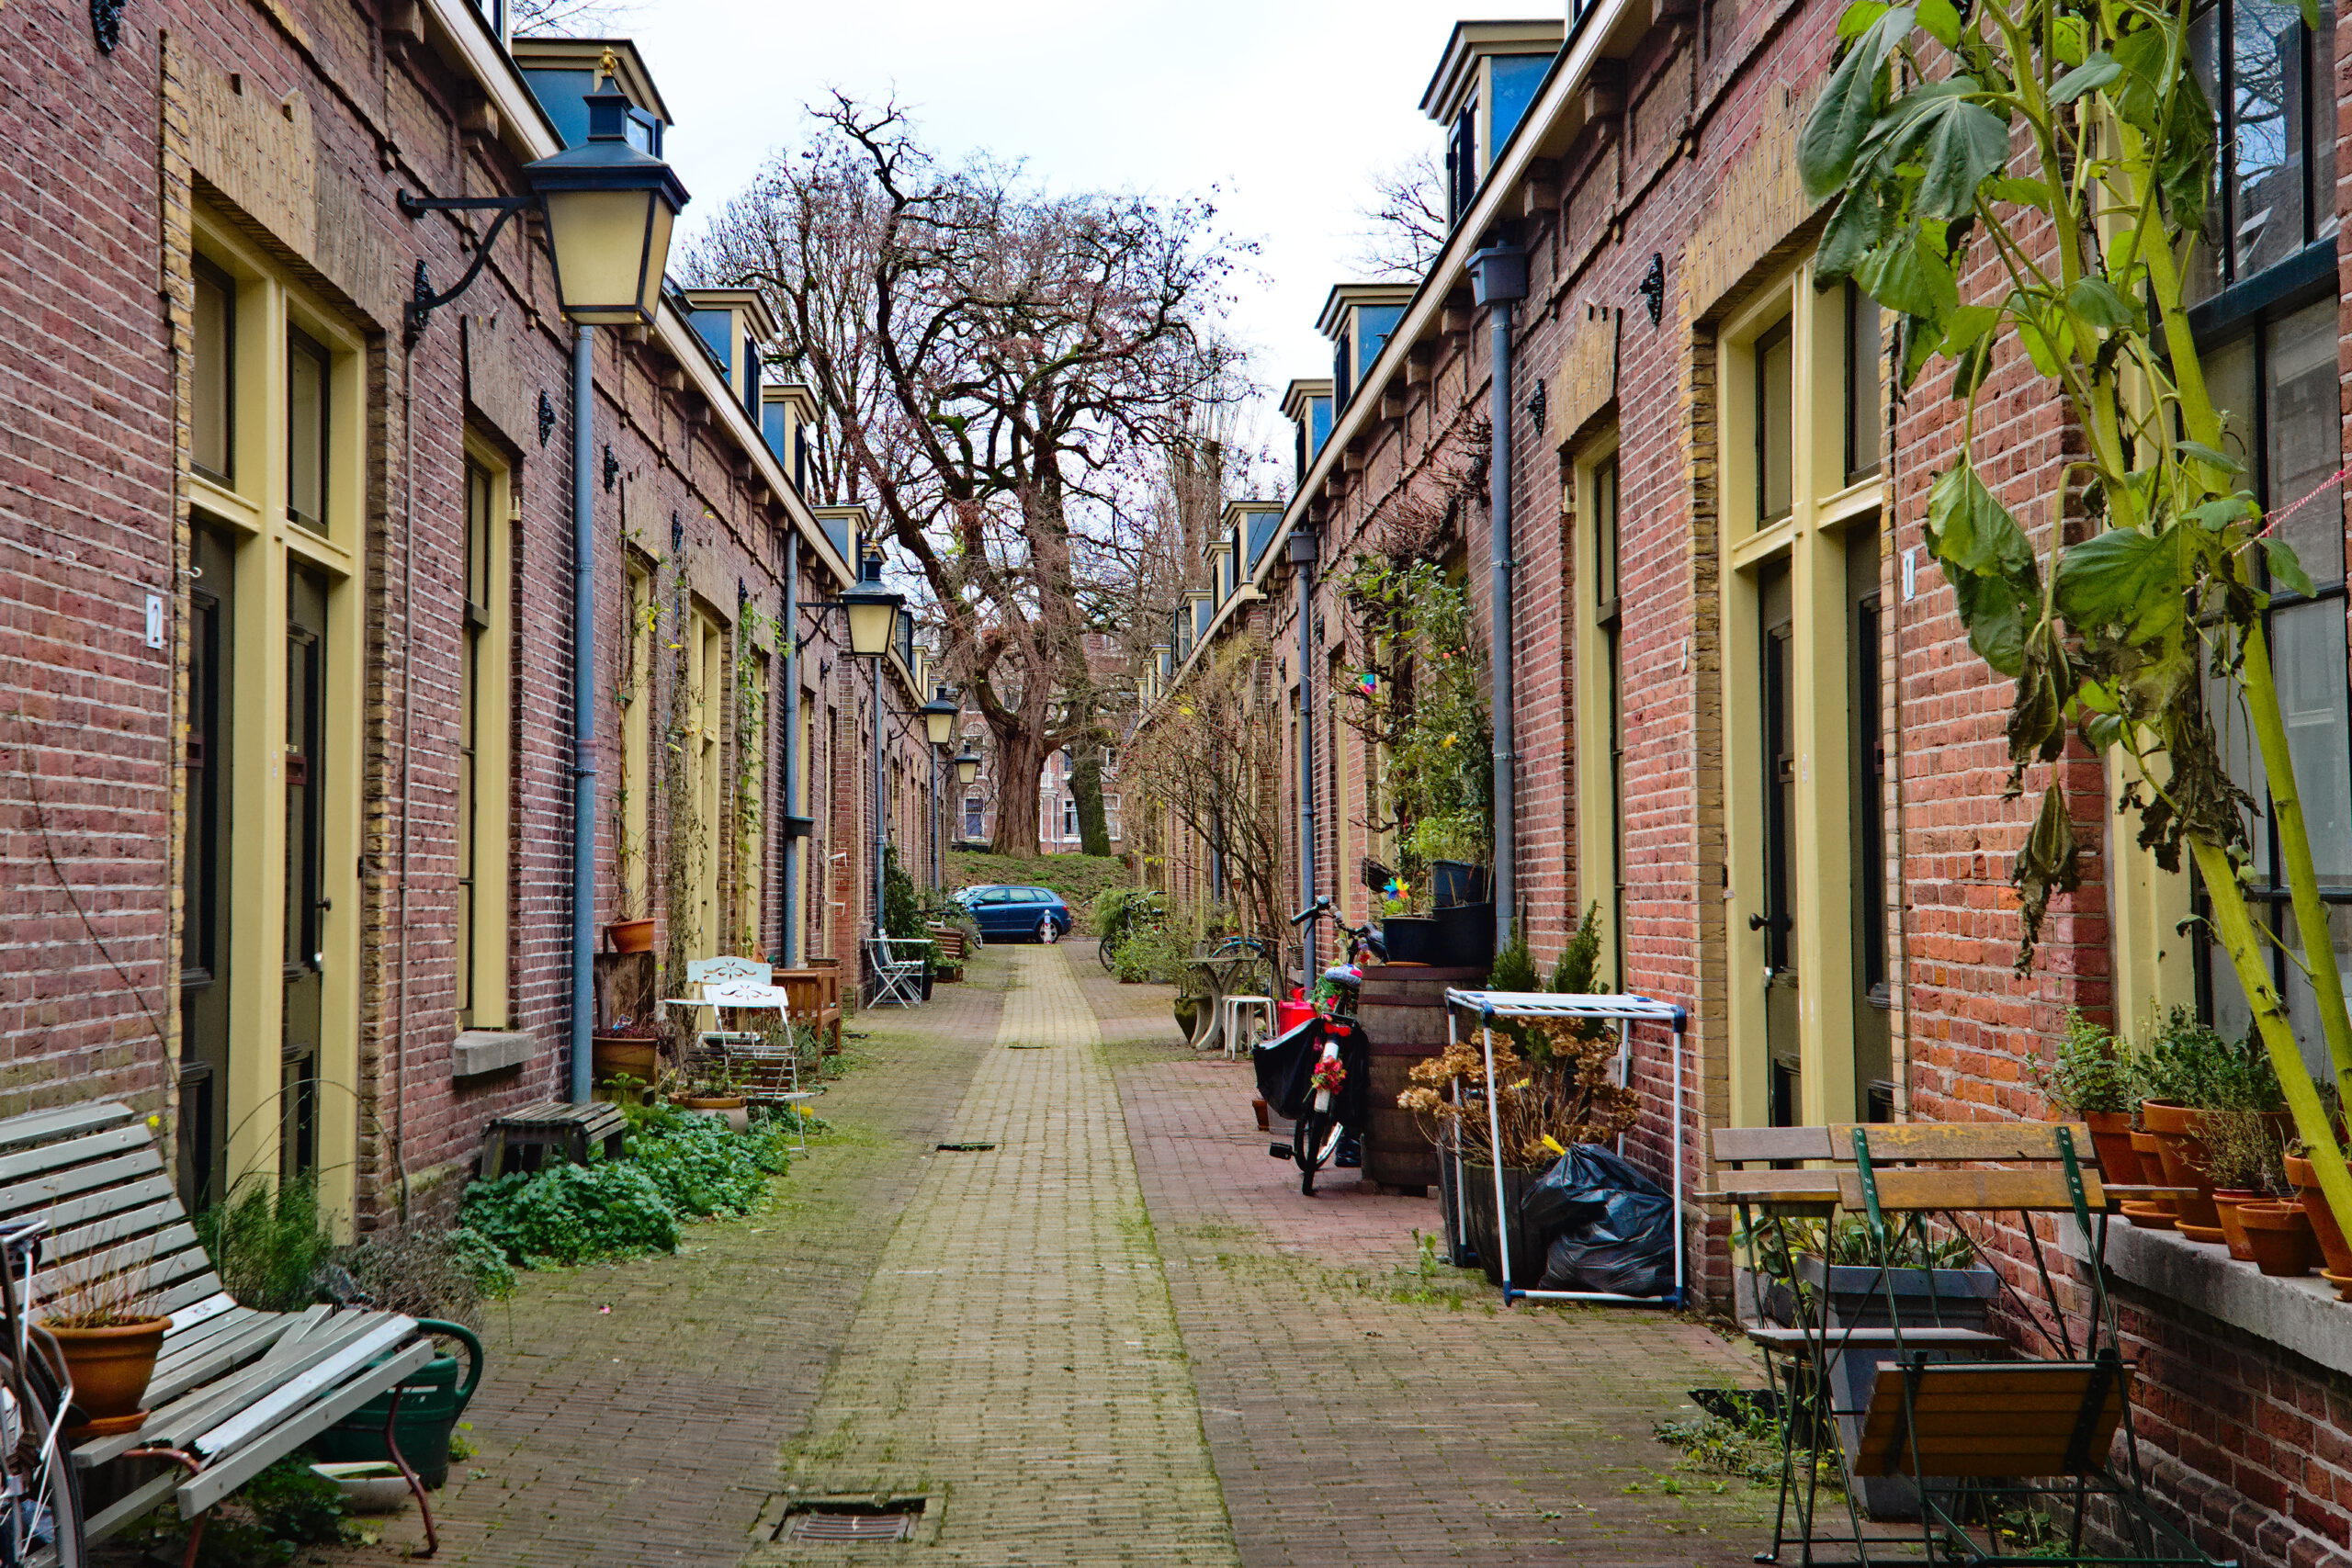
1288,897,1333,928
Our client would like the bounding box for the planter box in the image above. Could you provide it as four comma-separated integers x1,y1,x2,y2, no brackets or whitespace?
1772,1256,2003,1521
1460,1165,1550,1290
1381,917,1443,965
1435,902,1495,970
1430,861,1490,908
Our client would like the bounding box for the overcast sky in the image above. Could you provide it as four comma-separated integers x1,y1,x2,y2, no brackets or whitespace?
623,0,1528,474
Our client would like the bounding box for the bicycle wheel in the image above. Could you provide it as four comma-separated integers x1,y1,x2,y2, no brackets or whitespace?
11,1329,86,1566
1213,935,1281,1001
1293,1107,1345,1195
1097,926,1122,973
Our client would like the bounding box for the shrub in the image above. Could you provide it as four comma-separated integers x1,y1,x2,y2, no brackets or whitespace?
2031,1010,2136,1116
197,1178,337,1313
335,1224,514,1326
460,1160,680,1268
1487,923,1538,993
2132,1004,2282,1111
136,1455,356,1566
628,1114,787,1221
1112,919,1192,985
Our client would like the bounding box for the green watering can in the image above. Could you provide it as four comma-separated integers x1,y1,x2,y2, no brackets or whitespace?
311,1318,483,1490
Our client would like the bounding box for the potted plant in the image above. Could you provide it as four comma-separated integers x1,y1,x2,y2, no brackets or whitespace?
592,1015,664,1086
671,1063,746,1112
2124,1130,2175,1229
1398,1021,1640,1289
2237,1201,2320,1277
40,1256,170,1438
2285,1138,2352,1280
2133,1007,2283,1242
2030,1012,2140,1182
605,915,656,954
2199,1108,2286,1262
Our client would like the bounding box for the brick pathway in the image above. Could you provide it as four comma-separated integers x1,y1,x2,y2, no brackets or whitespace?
297,939,1777,1568
319,957,1014,1566
742,943,1237,1565
1091,948,1781,1568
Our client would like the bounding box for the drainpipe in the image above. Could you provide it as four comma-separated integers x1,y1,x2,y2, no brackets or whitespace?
780,532,801,967
1469,240,1527,958
1288,526,1319,987
871,659,887,939
568,325,597,1103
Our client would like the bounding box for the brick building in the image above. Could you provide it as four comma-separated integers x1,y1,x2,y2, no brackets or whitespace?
1137,5,2352,1563
4,0,938,1231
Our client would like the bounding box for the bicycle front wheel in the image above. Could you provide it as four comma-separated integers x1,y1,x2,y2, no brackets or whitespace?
1097,929,1122,973
1293,1107,1344,1195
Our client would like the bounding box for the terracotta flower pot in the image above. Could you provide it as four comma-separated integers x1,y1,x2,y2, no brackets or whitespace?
673,1094,746,1111
2237,1201,2319,1278
2211,1190,2261,1261
605,918,656,953
2083,1111,2143,1185
2284,1153,2352,1276
46,1316,169,1433
2128,1132,2175,1218
2140,1101,2222,1230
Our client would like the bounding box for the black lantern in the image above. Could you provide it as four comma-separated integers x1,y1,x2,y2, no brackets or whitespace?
842,549,903,660
954,747,982,788
922,688,959,748
522,84,691,328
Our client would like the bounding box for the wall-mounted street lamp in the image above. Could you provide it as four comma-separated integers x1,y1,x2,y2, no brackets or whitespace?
954,746,981,789
921,688,959,748
398,73,689,342
390,56,689,1108
803,546,906,940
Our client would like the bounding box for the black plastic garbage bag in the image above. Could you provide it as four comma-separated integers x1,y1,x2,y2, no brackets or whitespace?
1253,1017,1322,1121
1522,1144,1676,1298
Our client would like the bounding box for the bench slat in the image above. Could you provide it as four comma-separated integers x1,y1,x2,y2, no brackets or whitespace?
1713,1126,1836,1164
1746,1327,2007,1350
1835,1167,2106,1213
178,1337,434,1517
81,1468,181,1544
135,1313,368,1454
1836,1122,2096,1165
31,1221,204,1303
0,1103,135,1158
0,1148,168,1220
195,1315,417,1460
0,1124,156,1201
28,1171,180,1241
146,1315,289,1408
44,1198,191,1268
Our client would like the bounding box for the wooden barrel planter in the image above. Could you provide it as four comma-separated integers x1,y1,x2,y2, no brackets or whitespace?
1354,964,1487,1195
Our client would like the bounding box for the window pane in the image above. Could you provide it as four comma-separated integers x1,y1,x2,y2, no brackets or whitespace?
2279,902,2352,1074
287,330,329,530
2311,0,2338,241
1757,320,1794,523
2230,0,2308,278
2206,661,2272,883
2187,2,2226,299
2205,333,2259,481
2270,599,2352,881
2206,909,2258,1040
1595,457,1620,604
2266,299,2343,587
1845,285,1882,481
193,265,232,482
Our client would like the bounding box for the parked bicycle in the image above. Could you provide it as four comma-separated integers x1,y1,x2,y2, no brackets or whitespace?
1254,898,1381,1195
0,1218,85,1566
1095,891,1169,975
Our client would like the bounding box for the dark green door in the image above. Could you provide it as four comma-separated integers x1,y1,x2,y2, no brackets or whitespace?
281,568,327,1186
179,525,235,1212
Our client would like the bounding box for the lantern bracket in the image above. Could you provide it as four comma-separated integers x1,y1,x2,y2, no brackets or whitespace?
396,191,535,344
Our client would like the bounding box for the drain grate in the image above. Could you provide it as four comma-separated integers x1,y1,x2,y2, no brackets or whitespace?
777,1497,925,1543
935,1142,996,1152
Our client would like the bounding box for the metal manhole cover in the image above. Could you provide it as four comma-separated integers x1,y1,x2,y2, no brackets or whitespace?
935,1142,995,1152
778,1499,925,1543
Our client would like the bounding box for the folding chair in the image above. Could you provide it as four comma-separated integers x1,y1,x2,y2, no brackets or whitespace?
864,936,927,1007
692,982,819,1151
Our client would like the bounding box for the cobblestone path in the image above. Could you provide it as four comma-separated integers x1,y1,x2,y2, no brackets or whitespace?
742,943,1237,1564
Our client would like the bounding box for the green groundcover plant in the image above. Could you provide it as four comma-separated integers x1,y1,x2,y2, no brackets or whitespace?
1802,0,2352,1236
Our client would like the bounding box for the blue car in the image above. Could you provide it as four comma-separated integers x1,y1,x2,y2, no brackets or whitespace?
956,885,1072,943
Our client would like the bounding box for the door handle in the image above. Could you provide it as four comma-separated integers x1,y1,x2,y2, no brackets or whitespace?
1747,912,1789,932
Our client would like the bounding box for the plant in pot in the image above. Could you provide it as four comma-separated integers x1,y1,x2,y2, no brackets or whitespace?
670,1062,746,1112
1397,1018,1639,1289
592,1013,666,1089
2132,1007,2283,1243
2199,1107,2286,1263
2284,1122,2352,1290
40,1250,170,1439
2030,1011,2140,1181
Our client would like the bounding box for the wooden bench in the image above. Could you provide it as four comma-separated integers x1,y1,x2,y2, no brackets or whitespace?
480,1100,628,1179
0,1103,439,1551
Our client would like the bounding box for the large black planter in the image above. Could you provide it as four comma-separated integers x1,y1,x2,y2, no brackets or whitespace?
1381,917,1443,965
1435,902,1495,970
1430,861,1491,908
1773,1255,2002,1521
1460,1164,1549,1289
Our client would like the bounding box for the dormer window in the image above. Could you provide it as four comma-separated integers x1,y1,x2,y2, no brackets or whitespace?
1283,382,1334,479
513,39,673,157
1317,289,1415,412
682,288,779,410
1421,21,1565,228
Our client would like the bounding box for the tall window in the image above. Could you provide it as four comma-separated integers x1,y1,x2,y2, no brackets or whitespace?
457,454,511,1029
192,259,235,484
1755,317,1794,524
735,649,768,953
1446,105,1479,224
621,560,653,919
1843,284,1883,484
1594,454,1626,981
286,328,331,533
964,794,985,840
1061,798,1079,840
1106,794,1123,841
2188,0,2338,297
688,607,725,955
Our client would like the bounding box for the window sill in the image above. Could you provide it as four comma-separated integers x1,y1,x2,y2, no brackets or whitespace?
2066,1216,2352,1377
453,1029,537,1079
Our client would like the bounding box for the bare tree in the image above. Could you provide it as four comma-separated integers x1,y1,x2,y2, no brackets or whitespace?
690,98,1243,855
1125,636,1287,944
507,0,634,36
1347,151,1447,281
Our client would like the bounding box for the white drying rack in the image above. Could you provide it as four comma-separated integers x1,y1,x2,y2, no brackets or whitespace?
1442,989,1690,1307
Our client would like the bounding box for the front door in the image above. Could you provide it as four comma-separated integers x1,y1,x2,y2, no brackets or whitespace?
1758,561,1801,1126
179,524,236,1212
281,568,328,1186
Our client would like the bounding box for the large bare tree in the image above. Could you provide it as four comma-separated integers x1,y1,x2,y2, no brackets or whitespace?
691,99,1241,854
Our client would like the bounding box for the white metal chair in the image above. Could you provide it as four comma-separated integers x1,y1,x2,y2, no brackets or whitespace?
864,936,929,1008
1220,994,1273,1061
694,981,819,1149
